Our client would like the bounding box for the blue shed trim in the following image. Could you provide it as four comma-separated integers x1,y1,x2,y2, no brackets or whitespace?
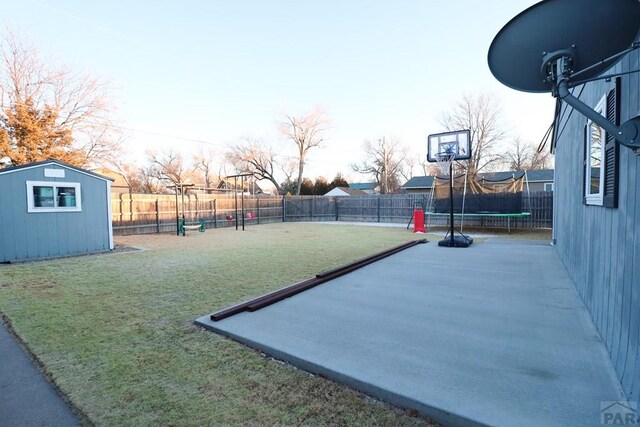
0,159,114,182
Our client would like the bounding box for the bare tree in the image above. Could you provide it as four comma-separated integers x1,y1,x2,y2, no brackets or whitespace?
417,154,440,176
227,138,282,194
279,157,299,194
501,138,553,170
193,146,222,192
0,31,120,166
146,149,188,189
351,137,408,194
137,166,164,193
439,93,506,177
279,107,329,195
111,162,163,193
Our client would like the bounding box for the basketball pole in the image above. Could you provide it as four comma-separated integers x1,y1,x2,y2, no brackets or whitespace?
448,158,455,247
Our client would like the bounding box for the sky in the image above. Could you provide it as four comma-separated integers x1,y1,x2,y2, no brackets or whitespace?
2,0,555,185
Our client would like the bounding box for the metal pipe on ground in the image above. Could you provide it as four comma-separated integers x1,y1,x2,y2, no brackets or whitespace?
209,239,427,321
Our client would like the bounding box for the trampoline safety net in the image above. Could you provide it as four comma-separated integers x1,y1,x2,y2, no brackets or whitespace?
433,173,527,214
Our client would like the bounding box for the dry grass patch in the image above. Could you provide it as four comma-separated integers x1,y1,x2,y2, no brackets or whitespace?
0,223,438,426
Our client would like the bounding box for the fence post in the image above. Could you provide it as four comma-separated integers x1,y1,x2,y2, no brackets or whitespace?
282,196,286,222
335,197,339,221
119,193,124,224
377,196,381,223
257,198,261,224
155,199,160,233
213,199,217,229
129,193,133,223
310,198,313,221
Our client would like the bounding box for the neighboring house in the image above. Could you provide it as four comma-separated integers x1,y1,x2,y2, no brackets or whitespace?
0,159,114,263
401,176,436,193
324,187,368,197
401,169,554,193
349,182,378,194
523,169,554,192
92,168,131,194
479,169,554,192
217,178,263,195
551,49,639,399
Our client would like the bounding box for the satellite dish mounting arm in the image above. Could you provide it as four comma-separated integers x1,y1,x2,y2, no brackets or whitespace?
547,53,640,149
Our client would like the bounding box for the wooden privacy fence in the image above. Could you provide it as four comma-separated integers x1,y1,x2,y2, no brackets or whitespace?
112,191,553,235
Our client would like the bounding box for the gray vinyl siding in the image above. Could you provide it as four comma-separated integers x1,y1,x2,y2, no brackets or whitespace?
0,163,111,262
553,48,640,400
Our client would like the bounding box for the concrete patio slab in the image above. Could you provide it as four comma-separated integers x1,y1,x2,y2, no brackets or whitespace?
196,238,625,427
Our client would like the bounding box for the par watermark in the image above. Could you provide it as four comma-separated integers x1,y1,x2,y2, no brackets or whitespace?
601,401,638,425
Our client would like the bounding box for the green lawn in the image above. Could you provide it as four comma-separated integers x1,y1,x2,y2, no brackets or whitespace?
0,223,441,426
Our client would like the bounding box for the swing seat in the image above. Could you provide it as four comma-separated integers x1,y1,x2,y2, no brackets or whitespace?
179,218,205,236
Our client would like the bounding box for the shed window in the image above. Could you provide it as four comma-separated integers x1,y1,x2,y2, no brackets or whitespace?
27,181,81,213
544,183,554,192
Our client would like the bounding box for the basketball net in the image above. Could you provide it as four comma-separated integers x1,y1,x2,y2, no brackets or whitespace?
435,152,455,176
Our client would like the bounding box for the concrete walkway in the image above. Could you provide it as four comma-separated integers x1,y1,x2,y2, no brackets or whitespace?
196,238,626,427
0,322,80,427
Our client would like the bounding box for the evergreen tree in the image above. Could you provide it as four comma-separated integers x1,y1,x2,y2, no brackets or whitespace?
0,99,82,165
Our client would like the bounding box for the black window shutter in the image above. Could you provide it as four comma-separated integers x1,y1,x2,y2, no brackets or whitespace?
583,123,588,204
603,77,620,208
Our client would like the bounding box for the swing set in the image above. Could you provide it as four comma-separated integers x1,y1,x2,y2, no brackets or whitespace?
169,183,205,236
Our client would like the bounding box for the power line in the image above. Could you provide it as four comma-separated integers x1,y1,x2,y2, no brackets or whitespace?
25,0,179,61
104,123,230,148
1,101,228,148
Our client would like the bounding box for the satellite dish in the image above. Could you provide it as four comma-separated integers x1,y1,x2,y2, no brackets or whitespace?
488,0,640,148
488,0,640,93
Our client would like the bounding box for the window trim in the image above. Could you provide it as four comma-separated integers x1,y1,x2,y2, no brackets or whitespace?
584,95,607,206
26,181,82,213
544,182,554,192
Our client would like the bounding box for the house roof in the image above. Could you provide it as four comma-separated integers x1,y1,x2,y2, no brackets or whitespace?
0,159,114,182
402,169,555,189
349,182,377,190
92,168,129,187
326,187,368,196
525,169,554,181
216,177,263,194
480,169,554,182
402,176,435,189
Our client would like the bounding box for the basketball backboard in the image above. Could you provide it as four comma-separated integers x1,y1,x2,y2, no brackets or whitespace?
427,130,471,162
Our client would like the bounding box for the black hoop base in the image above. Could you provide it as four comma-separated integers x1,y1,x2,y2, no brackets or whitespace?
438,230,474,248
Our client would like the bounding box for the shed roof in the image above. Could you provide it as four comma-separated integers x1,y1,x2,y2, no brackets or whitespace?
0,159,114,182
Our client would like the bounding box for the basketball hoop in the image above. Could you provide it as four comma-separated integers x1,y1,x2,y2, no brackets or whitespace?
427,130,474,248
435,152,455,176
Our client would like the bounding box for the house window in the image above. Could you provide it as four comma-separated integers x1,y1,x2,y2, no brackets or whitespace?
27,181,82,213
583,78,620,208
544,183,554,192
584,95,606,206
